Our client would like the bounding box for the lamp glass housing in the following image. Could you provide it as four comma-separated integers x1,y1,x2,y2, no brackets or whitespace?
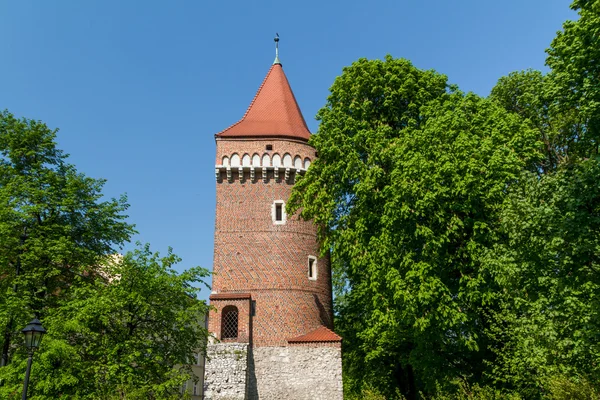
21,318,46,350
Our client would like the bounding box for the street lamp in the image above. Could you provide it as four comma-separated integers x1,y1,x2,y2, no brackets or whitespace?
21,317,46,400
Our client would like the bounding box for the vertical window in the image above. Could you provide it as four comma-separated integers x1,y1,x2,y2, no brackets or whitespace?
275,203,283,221
308,256,317,280
221,305,239,340
272,200,286,225
251,300,256,317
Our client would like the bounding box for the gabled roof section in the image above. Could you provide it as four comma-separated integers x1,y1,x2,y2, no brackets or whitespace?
287,325,342,343
216,64,311,141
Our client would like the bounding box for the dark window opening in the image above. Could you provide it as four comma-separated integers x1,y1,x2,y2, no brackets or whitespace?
308,257,317,279
266,144,273,151
251,300,256,316
275,203,283,221
221,306,238,340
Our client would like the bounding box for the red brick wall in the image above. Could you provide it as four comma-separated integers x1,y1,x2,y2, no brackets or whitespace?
210,137,333,347
208,298,251,343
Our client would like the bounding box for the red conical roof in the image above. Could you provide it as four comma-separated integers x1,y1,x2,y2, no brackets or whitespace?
216,64,311,141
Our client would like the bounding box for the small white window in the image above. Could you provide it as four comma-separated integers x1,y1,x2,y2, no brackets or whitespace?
242,153,251,166
231,153,241,167
294,156,302,169
272,200,286,225
308,256,317,280
304,158,311,169
262,153,271,166
272,153,281,167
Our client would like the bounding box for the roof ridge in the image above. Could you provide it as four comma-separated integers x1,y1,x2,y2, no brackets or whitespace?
316,325,341,339
283,71,310,131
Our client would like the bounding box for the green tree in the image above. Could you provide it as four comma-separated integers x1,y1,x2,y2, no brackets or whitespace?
489,70,563,171
546,0,600,160
0,110,134,367
481,160,600,397
0,244,210,399
485,5,600,394
288,56,541,398
0,111,210,398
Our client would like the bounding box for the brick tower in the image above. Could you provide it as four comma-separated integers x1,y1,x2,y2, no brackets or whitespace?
203,39,343,400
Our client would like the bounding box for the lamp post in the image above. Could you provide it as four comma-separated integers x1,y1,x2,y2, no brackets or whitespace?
21,317,46,400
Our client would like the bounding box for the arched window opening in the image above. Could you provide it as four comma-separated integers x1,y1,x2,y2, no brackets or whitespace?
272,153,281,167
294,156,302,169
242,154,251,166
283,153,292,167
231,153,241,167
221,306,239,340
262,153,271,166
304,158,311,169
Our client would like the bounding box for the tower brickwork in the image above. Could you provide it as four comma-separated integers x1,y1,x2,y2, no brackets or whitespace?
203,50,343,400
211,137,333,347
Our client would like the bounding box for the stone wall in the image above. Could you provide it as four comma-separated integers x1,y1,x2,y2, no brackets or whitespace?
204,343,249,400
247,346,343,400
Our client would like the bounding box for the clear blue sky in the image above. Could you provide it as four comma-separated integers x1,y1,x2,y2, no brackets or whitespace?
0,1,575,300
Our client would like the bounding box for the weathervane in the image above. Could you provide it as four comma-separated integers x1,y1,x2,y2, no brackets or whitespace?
273,33,281,65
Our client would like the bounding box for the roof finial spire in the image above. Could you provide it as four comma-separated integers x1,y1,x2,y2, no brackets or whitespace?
273,33,281,65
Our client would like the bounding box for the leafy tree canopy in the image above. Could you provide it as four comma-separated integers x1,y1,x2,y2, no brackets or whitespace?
289,56,541,398
291,5,600,396
0,111,210,399
0,110,135,366
0,244,210,400
546,0,600,160
482,159,600,397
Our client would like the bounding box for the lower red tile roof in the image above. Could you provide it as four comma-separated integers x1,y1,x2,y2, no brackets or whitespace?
287,325,342,343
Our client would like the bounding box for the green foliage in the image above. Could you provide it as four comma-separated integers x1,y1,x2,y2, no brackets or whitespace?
344,381,524,400
0,110,135,359
344,384,400,400
489,70,563,171
0,111,209,398
289,56,541,398
292,3,600,396
0,244,209,399
428,382,522,400
546,374,600,400
482,160,600,395
483,4,600,395
546,0,600,157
